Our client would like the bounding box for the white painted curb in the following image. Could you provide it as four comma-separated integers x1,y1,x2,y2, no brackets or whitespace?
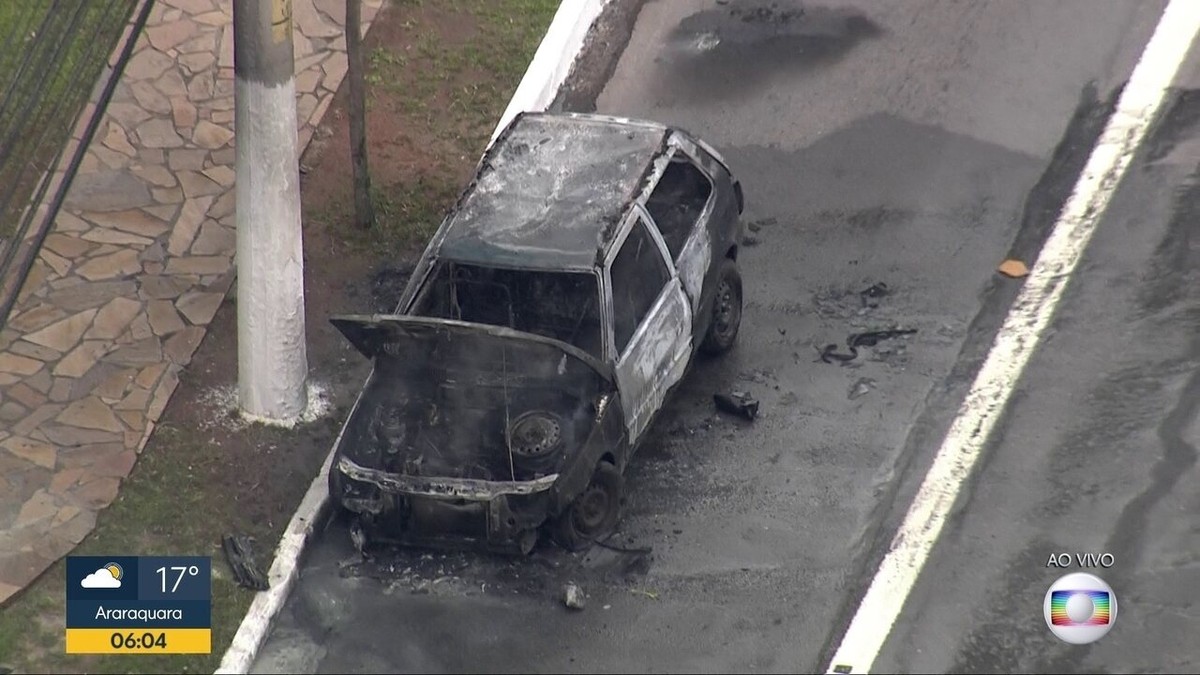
214,1,613,672
493,0,610,142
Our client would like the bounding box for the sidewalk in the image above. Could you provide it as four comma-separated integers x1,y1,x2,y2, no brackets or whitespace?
0,0,382,606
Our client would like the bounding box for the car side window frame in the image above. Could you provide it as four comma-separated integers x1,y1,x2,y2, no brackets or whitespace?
603,204,677,360
640,139,719,263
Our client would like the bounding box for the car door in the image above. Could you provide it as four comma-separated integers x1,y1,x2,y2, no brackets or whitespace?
641,143,718,319
606,206,693,444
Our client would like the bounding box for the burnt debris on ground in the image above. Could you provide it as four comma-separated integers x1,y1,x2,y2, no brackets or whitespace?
222,534,269,591
818,328,919,364
713,390,760,420
332,534,656,611
859,281,890,307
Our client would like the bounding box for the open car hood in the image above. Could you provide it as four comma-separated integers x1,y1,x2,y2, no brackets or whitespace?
329,314,613,382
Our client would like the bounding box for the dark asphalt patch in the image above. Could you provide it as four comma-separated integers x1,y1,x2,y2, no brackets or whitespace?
947,540,1077,674
296,519,658,615
814,84,1123,669
662,1,882,101
1135,90,1200,315
1143,88,1200,164
1003,83,1120,265
919,85,1200,675
1098,112,1200,619
553,0,650,113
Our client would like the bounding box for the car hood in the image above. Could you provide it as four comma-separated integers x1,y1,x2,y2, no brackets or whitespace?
329,314,613,382
330,314,613,482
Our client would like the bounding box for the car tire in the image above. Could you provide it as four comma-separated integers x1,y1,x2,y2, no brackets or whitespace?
699,258,743,356
551,461,623,552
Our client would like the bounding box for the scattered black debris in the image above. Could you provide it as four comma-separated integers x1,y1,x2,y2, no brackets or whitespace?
859,281,889,307
848,377,877,400
714,391,759,420
222,534,269,591
594,536,655,556
744,235,760,246
853,328,917,347
563,582,586,610
819,328,918,364
368,261,415,312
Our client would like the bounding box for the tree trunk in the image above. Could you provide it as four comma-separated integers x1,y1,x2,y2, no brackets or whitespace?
346,0,374,228
233,0,309,420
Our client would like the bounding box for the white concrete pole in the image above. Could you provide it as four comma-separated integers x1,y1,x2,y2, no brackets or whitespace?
233,0,308,421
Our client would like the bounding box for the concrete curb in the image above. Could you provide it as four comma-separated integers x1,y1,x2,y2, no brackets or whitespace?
214,1,612,672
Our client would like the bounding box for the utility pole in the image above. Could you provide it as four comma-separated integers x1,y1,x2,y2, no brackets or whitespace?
233,0,308,421
346,0,374,228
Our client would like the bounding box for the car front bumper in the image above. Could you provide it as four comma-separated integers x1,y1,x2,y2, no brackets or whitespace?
334,455,558,554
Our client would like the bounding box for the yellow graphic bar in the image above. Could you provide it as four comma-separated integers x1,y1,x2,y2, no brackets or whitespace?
65,628,211,654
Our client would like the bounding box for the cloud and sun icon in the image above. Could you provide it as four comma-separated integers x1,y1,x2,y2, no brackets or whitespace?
80,562,124,589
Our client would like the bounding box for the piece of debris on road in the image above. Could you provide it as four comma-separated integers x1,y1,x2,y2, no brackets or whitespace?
859,281,889,308
819,328,918,364
563,582,586,610
631,588,659,600
714,391,759,420
849,377,877,400
222,534,269,591
997,259,1030,278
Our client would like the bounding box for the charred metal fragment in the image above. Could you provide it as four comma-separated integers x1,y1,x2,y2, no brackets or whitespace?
222,534,268,591
339,456,559,499
714,391,760,421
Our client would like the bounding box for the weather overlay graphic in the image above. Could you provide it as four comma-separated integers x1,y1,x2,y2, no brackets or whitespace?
65,556,211,654
1044,572,1118,645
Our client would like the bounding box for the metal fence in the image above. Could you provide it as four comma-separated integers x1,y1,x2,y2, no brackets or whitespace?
0,0,153,328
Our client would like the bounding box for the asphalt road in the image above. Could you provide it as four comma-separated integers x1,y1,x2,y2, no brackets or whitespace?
872,45,1200,675
251,1,1193,672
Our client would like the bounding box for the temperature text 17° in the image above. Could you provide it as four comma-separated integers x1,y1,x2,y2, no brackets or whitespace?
156,565,200,593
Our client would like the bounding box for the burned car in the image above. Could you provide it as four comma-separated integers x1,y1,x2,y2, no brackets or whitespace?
328,111,745,553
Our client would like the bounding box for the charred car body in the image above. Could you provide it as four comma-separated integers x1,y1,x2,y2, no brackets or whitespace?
329,112,746,553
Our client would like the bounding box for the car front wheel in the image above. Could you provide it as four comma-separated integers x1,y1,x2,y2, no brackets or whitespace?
700,258,743,356
551,461,623,552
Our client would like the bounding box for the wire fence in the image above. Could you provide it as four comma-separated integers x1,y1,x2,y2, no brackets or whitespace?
0,0,153,329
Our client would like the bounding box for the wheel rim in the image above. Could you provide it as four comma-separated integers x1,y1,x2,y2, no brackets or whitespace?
572,484,611,534
713,278,740,339
509,411,562,459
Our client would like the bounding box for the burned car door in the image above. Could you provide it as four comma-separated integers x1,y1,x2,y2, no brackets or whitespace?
605,207,692,444
642,143,719,317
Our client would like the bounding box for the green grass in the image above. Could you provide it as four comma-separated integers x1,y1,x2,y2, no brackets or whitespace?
0,1,136,240
0,420,323,674
350,0,559,255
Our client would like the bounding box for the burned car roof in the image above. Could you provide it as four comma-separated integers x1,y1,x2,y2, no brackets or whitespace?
433,112,671,271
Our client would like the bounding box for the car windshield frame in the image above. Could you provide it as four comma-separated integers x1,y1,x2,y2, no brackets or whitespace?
408,258,607,360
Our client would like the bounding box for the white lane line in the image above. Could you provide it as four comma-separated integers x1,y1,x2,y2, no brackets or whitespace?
825,2,1200,673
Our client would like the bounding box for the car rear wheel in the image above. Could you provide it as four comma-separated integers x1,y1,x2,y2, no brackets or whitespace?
700,258,743,356
551,461,623,551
